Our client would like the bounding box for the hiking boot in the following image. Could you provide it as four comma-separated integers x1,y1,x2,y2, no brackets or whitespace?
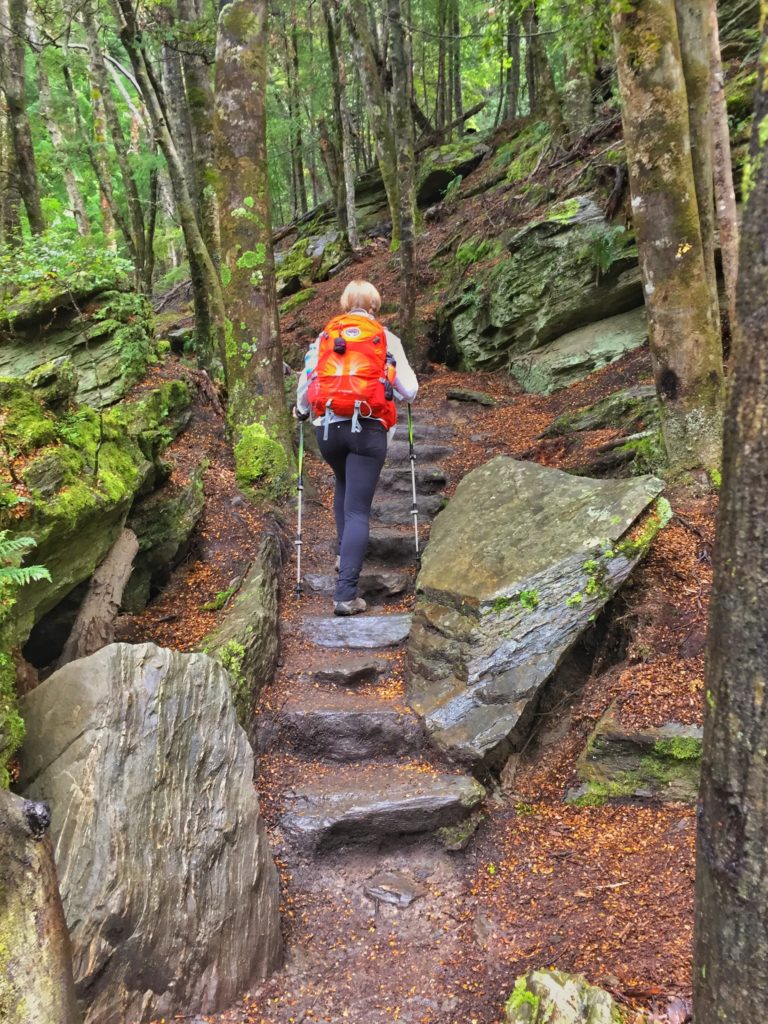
334,597,367,616
335,555,341,572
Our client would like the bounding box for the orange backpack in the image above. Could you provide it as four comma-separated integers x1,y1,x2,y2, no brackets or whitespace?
307,313,398,431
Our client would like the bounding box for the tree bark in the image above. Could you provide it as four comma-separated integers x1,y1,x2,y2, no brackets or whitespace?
506,16,521,120
161,34,198,198
177,0,221,266
708,0,739,333
31,28,90,235
0,94,22,245
675,0,720,316
526,4,565,142
83,1,148,281
450,0,462,137
114,0,226,369
57,529,139,668
321,0,356,244
213,0,292,464
0,790,82,1024
0,0,44,234
389,0,417,354
612,0,724,473
344,0,400,247
694,15,768,1020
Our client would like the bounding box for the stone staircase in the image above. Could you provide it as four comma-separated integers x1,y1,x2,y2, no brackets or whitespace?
258,406,485,858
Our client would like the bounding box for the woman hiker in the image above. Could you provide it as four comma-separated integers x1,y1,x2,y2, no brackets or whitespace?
294,280,419,616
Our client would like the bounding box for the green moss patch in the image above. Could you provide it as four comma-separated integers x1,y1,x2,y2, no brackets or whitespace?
280,288,316,315
234,422,290,500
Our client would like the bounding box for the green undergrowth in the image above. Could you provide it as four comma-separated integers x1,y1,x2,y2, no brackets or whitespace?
494,120,550,185
280,288,316,315
0,228,132,326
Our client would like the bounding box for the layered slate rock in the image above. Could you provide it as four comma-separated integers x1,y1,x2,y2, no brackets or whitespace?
508,307,648,395
281,764,485,853
573,706,702,804
203,532,282,725
407,457,663,767
303,613,412,649
20,643,281,1024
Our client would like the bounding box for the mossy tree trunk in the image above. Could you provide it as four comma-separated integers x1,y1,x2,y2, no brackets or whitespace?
389,0,417,354
115,0,227,368
344,0,401,248
0,0,44,235
708,0,740,332
177,0,221,268
674,0,720,308
694,13,768,1019
0,790,82,1024
612,0,724,473
213,0,292,486
0,96,22,245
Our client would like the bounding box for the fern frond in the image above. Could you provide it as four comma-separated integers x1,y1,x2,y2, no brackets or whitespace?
0,566,52,586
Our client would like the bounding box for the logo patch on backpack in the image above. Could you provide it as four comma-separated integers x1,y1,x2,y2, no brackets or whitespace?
307,313,397,428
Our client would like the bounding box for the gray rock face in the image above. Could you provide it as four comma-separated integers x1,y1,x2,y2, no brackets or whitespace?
407,457,663,767
507,307,648,395
445,196,642,372
311,655,388,687
281,765,485,853
0,789,81,1024
303,613,412,649
203,533,282,725
20,643,282,1024
542,385,658,438
304,570,410,600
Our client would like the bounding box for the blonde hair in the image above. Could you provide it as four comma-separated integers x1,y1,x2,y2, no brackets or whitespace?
340,280,381,314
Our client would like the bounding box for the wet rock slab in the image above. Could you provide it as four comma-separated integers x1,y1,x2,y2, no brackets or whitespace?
304,570,410,599
372,492,444,524
281,765,485,852
279,702,425,761
364,870,427,908
311,654,388,687
303,613,412,649
367,529,420,565
407,457,663,768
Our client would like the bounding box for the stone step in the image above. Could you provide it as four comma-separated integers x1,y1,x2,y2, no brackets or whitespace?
379,465,447,494
302,613,412,649
310,654,389,687
276,697,425,761
367,529,421,566
385,442,453,466
303,569,411,600
393,421,451,442
280,764,485,853
371,492,444,525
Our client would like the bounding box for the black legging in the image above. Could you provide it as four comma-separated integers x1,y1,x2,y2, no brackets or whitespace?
316,419,388,602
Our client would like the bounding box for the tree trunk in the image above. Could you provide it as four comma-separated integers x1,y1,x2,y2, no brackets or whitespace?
526,4,565,142
321,0,355,244
450,0,462,137
83,2,147,280
57,529,139,668
31,29,90,235
436,0,447,130
0,95,22,246
344,0,400,247
114,0,226,370
524,5,537,115
161,36,197,198
675,0,720,316
213,0,292,470
0,0,44,234
389,0,416,353
506,16,521,120
612,0,724,473
337,13,360,247
289,25,307,217
694,17,768,1019
177,0,220,266
562,58,593,137
0,790,82,1024
708,0,739,333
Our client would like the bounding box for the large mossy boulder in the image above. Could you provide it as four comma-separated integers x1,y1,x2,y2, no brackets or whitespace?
0,377,191,646
0,289,155,409
203,532,281,727
416,138,490,205
444,196,642,372
407,457,665,768
504,971,627,1023
20,642,282,1024
0,789,81,1024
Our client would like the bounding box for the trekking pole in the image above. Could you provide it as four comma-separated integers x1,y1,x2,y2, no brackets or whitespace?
295,419,305,596
407,403,420,563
